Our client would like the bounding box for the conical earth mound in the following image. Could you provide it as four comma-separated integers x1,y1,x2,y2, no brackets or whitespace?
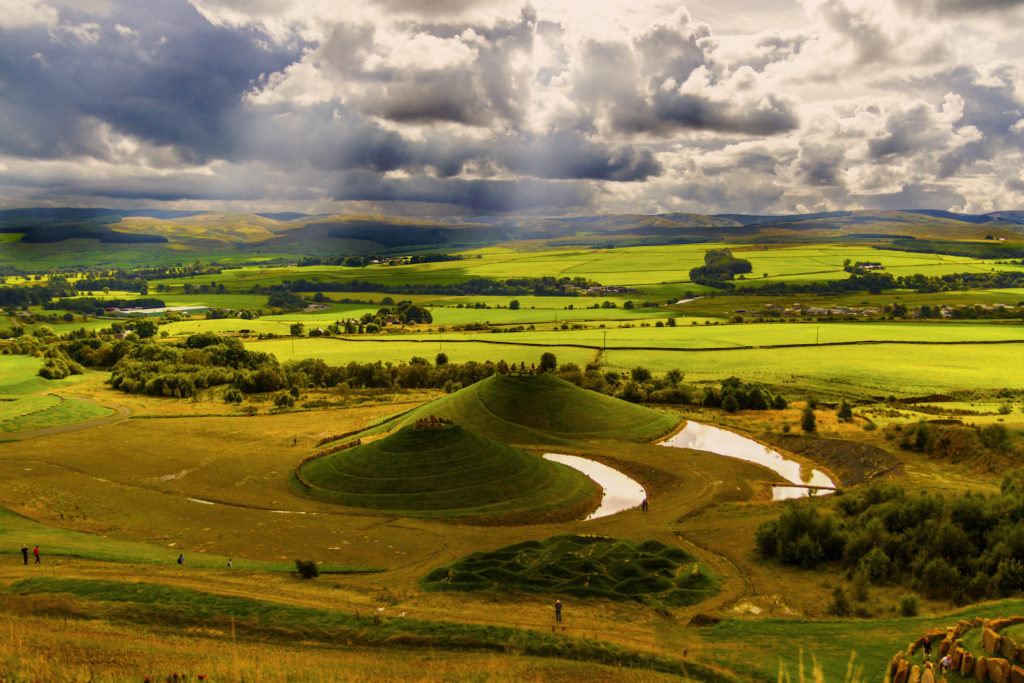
298,423,599,518
370,373,678,445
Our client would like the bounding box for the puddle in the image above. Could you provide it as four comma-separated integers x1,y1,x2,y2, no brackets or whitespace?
543,453,646,520
658,421,835,500
187,497,215,505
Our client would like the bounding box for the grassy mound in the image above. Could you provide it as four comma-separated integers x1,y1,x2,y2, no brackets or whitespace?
360,373,679,446
297,424,599,520
421,535,719,606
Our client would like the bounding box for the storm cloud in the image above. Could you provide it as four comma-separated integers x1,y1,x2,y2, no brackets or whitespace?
1,0,1024,214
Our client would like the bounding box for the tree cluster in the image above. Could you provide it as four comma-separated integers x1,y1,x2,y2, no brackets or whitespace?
755,474,1024,603
688,248,753,287
250,275,601,298
696,377,787,412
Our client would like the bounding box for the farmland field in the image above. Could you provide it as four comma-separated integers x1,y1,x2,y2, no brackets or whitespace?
5,231,1024,682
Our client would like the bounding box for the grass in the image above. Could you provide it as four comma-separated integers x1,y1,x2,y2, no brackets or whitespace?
5,578,739,682
361,373,679,445
298,424,600,520
421,534,719,607
0,506,376,573
696,599,1024,682
0,356,95,397
0,396,112,433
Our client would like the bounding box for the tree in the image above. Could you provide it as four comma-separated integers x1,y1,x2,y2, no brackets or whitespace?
539,352,557,372
837,399,853,421
509,299,520,310
630,366,652,382
133,319,158,339
290,322,305,337
666,368,683,385
294,559,320,579
435,352,449,366
801,405,816,433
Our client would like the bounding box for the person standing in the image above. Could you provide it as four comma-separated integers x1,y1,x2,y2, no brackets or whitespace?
33,545,40,564
554,599,562,623
177,553,184,566
21,545,28,565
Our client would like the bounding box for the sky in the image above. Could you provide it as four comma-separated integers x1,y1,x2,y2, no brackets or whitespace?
1,0,1023,217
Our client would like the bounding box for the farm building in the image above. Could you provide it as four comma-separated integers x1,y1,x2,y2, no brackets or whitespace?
114,305,208,317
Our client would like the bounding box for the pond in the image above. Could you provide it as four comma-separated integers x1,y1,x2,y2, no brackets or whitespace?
658,421,835,501
543,453,646,520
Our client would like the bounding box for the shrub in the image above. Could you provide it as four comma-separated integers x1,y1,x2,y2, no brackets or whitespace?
801,406,816,433
898,594,919,617
273,393,295,409
295,559,320,579
827,585,852,617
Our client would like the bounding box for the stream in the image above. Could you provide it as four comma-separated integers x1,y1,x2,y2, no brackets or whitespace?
542,453,646,520
658,421,835,501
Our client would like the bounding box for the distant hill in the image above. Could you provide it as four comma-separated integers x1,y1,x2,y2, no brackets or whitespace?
1,207,1022,262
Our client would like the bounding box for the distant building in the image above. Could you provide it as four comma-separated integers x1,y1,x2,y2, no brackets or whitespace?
114,305,208,317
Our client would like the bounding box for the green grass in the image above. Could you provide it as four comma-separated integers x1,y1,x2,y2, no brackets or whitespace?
0,506,376,573
6,577,737,682
299,424,599,519
603,342,1024,395
0,396,112,433
0,394,60,421
421,535,718,607
0,356,95,396
364,373,679,446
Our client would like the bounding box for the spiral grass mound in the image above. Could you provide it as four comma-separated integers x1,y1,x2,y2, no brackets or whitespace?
363,373,679,446
297,423,600,520
421,535,719,606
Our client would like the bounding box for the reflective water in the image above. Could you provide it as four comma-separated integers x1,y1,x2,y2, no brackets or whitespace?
543,453,646,520
658,421,835,500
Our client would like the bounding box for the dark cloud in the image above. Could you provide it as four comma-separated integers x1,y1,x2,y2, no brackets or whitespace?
331,171,592,212
650,90,799,136
497,132,662,181
895,0,1024,14
0,0,303,161
867,104,948,159
796,143,845,186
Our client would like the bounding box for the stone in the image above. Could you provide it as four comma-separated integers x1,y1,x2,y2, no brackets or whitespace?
1010,665,1024,683
1002,636,1019,662
987,658,1011,683
986,629,1004,655
957,621,977,638
952,647,964,668
963,652,975,677
991,618,1024,632
939,636,954,658
922,665,935,683
909,664,921,683
894,658,911,683
978,657,988,683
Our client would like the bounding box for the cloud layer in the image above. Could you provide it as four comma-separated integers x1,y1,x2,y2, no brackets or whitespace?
1,0,1023,214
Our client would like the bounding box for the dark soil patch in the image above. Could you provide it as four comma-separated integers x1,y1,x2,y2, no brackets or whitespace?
770,435,902,486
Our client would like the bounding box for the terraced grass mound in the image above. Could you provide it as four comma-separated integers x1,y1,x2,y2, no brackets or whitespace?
297,424,599,521
421,535,718,606
361,373,679,446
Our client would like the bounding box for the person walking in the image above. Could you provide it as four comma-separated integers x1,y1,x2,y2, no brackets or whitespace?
33,545,40,564
227,558,233,569
21,545,28,565
177,553,184,566
554,599,562,623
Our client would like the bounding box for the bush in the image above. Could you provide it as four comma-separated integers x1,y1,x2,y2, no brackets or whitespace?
801,406,816,433
295,559,320,579
827,585,852,617
273,393,295,409
898,594,919,617
223,388,243,403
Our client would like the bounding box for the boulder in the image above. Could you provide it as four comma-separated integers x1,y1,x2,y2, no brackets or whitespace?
952,647,964,669
1010,665,1024,683
894,658,911,683
987,629,1004,655
963,652,975,677
922,665,935,683
909,664,921,683
1002,636,1019,662
990,618,1024,632
978,657,989,683
939,636,954,658
987,658,1011,683
889,655,905,681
